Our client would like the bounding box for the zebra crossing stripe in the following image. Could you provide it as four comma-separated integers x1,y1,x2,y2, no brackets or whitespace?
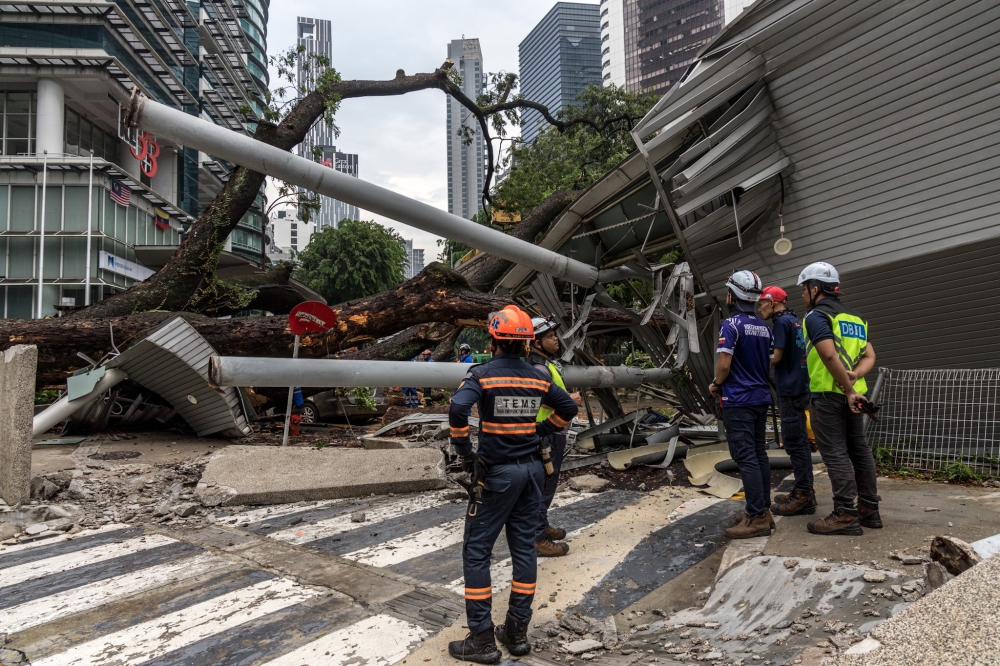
31,577,320,666
266,491,454,545
0,553,226,634
0,534,177,588
340,492,592,569
220,498,346,526
0,524,130,557
260,613,428,666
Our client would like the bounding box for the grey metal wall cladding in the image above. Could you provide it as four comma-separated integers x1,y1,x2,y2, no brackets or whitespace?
107,317,251,437
693,0,1000,293
827,236,1000,371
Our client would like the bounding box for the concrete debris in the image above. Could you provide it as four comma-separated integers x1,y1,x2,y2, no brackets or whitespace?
0,523,19,541
863,570,887,583
888,550,927,565
600,616,618,649
560,613,591,635
923,507,940,512
196,445,447,505
832,543,1000,665
350,511,366,523
929,535,982,576
567,474,610,493
24,523,49,535
784,559,799,569
171,502,198,517
564,639,604,654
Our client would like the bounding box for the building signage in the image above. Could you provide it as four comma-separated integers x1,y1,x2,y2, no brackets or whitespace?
99,251,155,281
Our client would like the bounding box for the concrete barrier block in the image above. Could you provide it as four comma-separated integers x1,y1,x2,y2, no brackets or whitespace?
0,345,37,505
196,445,447,506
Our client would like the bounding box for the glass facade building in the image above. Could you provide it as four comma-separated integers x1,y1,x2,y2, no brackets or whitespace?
0,0,269,317
446,38,485,220
315,146,360,231
624,0,725,95
519,3,603,144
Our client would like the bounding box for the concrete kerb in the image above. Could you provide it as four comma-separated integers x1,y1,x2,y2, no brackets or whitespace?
195,445,448,506
0,345,37,505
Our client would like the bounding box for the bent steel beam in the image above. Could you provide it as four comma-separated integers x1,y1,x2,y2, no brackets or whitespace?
126,91,628,287
209,356,676,390
33,368,127,436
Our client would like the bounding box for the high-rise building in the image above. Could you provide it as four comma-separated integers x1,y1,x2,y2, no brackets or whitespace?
296,18,335,158
0,0,269,318
315,145,360,230
267,208,316,261
601,0,627,87
723,0,756,23
446,38,485,219
402,239,424,279
624,0,725,95
519,3,603,145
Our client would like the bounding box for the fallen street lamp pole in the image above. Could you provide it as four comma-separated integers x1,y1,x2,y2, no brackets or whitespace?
209,356,677,390
124,90,638,288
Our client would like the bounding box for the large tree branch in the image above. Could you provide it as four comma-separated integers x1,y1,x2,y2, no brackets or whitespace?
6,263,663,387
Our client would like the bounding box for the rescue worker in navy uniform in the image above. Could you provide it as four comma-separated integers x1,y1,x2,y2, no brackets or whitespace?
529,317,574,558
710,270,776,540
448,305,579,664
798,261,881,535
756,286,817,516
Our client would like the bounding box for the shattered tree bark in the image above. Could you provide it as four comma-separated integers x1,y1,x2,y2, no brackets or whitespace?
4,264,666,387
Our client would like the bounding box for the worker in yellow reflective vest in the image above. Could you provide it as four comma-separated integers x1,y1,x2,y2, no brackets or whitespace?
798,262,882,536
529,317,573,558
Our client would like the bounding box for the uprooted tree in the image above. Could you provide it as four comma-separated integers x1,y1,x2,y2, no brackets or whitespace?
0,45,660,385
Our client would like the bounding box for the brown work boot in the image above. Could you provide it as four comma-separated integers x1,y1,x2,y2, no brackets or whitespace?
731,508,775,529
545,525,567,541
772,488,817,516
808,508,863,536
724,513,772,540
535,539,569,557
858,499,883,529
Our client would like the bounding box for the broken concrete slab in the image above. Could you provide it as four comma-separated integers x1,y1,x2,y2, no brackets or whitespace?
0,345,36,506
196,445,447,506
833,546,1000,665
929,535,982,576
568,474,610,493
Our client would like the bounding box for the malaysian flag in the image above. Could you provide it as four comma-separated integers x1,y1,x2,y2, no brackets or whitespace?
109,179,131,207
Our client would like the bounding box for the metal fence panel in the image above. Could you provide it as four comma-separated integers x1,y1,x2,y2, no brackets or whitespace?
866,368,1000,475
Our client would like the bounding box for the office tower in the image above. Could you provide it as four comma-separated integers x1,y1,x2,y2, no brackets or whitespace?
296,18,335,159
268,208,316,260
723,0,756,23
402,239,425,279
601,0,627,87
446,38,485,219
519,3,603,144
624,0,725,95
315,146,360,230
0,0,268,317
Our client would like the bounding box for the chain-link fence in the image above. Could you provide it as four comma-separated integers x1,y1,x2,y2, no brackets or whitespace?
865,368,1000,475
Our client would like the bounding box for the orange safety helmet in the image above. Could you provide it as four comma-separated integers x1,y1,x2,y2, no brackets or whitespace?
487,305,536,340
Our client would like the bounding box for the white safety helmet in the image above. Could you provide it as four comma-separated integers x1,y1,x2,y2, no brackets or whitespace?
726,269,763,302
796,261,840,286
531,317,559,337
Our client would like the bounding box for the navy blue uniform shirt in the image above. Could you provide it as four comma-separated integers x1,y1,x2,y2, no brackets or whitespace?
771,309,810,397
449,353,578,467
717,312,773,407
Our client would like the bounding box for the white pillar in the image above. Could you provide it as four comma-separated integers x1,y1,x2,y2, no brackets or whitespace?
35,79,65,156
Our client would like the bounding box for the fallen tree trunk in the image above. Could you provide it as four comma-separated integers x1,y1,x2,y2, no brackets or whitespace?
4,264,659,387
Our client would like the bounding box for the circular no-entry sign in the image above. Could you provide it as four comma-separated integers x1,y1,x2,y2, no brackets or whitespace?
288,301,337,336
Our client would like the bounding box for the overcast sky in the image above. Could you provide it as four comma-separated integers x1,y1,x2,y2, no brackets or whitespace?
266,1,598,259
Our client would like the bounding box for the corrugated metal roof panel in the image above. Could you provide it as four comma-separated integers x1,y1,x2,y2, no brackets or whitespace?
107,317,252,437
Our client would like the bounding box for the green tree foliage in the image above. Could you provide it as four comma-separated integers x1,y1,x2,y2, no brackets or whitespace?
494,85,659,215
295,220,408,304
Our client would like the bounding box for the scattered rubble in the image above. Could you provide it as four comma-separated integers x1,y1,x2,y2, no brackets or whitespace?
568,474,610,493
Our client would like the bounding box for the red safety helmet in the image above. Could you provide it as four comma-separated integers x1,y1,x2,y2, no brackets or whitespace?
487,305,536,340
760,286,787,302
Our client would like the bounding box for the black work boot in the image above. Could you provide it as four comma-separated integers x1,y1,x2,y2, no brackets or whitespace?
495,613,532,656
807,508,863,536
448,629,502,664
858,498,883,529
772,488,818,516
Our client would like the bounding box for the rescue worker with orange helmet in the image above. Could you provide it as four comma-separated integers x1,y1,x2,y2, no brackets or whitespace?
448,305,578,664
